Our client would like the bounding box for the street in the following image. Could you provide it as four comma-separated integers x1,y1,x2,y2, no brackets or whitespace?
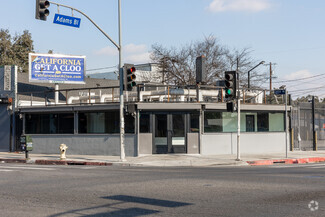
0,163,324,217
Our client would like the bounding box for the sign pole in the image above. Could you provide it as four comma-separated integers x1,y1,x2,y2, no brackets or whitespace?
47,0,125,161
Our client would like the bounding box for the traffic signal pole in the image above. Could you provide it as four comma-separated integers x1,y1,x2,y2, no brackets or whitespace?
47,0,126,161
118,0,126,161
236,58,240,161
236,71,241,161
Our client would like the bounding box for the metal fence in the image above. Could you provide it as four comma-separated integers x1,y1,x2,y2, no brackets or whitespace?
291,102,325,150
17,84,287,107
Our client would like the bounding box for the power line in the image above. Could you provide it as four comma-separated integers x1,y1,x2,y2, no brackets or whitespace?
273,72,325,83
289,84,325,93
255,46,325,55
87,65,118,72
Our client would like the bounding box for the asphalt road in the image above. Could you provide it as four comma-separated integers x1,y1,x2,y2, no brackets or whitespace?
0,163,325,217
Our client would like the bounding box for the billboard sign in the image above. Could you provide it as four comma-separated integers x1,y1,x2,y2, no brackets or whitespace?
29,53,86,84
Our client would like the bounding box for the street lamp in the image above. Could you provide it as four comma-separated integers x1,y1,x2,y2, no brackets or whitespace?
247,61,265,89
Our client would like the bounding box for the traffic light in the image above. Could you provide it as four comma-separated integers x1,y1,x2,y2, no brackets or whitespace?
226,101,235,112
124,64,137,91
224,71,237,99
36,0,50,21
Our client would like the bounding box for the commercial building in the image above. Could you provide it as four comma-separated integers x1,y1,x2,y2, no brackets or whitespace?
1,65,291,156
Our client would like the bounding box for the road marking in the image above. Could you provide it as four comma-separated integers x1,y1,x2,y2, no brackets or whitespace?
0,166,56,171
270,163,325,168
80,166,100,169
0,169,14,172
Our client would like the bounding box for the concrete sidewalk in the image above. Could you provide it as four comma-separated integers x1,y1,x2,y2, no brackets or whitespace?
1,151,325,167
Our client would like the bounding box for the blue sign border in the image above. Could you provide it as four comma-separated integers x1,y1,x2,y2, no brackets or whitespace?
29,53,86,84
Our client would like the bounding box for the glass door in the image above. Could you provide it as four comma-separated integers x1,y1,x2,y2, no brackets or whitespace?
171,114,186,153
154,114,168,154
153,113,187,154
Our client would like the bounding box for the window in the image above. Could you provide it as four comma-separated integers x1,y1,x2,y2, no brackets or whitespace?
269,112,284,132
140,113,150,133
257,112,269,132
203,111,285,133
190,113,200,132
78,111,135,134
125,114,135,134
25,113,74,134
79,112,107,134
204,111,222,132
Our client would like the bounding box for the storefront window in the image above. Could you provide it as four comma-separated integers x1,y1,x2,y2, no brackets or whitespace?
140,113,150,133
269,112,284,131
78,111,134,134
204,111,285,133
190,113,200,132
25,113,74,134
204,111,222,132
257,112,269,132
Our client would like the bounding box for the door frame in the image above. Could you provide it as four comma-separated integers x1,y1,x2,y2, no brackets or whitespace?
152,112,187,154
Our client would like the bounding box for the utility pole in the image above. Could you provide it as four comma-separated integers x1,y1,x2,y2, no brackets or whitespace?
269,62,272,92
269,62,272,104
268,62,277,104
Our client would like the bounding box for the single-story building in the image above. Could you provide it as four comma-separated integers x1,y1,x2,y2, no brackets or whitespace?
1,65,290,156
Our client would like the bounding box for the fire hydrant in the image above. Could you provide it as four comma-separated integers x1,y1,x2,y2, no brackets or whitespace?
59,143,68,160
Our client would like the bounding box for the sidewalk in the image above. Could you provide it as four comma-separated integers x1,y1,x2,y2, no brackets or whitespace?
1,151,325,167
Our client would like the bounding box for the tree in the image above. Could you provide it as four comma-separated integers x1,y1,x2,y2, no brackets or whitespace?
0,29,14,66
0,29,34,73
295,95,320,103
150,35,260,86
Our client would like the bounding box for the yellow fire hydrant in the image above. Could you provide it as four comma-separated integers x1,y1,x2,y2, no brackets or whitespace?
59,143,68,160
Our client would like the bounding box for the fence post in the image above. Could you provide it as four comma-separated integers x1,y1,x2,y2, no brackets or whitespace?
312,96,317,151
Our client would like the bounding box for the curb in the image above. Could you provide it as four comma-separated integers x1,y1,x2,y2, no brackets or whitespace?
35,159,113,166
0,158,26,164
247,157,325,166
0,158,114,166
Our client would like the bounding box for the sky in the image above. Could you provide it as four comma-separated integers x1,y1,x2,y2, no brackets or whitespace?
1,0,325,99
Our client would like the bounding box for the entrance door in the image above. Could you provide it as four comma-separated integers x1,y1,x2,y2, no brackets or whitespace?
154,114,168,154
154,113,186,154
171,114,186,153
246,115,255,132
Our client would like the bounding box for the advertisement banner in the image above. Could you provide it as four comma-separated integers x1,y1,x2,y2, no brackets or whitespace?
29,53,86,84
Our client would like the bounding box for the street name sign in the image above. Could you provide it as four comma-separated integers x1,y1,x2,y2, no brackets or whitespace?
53,14,81,28
274,89,286,95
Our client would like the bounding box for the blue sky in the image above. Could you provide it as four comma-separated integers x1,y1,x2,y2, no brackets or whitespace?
1,0,325,98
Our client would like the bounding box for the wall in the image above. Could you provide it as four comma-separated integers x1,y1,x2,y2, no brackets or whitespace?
201,132,286,155
138,133,152,155
27,134,137,156
0,105,10,151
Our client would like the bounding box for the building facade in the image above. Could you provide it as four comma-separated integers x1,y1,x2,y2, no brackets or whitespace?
1,65,291,156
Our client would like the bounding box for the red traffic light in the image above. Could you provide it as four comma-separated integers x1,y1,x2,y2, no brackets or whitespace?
128,66,136,73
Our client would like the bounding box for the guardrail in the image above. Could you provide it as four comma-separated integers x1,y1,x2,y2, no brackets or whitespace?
17,84,287,107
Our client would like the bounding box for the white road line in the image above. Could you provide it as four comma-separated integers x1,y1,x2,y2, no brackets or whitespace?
0,166,56,171
271,164,325,168
0,169,14,172
80,167,100,169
